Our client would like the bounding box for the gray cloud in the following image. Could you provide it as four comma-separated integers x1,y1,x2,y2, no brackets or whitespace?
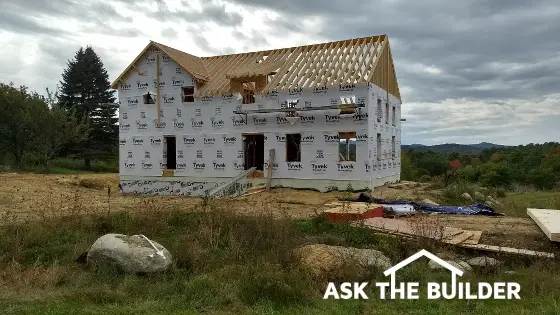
152,1,244,28
0,9,65,36
161,27,178,38
226,0,560,104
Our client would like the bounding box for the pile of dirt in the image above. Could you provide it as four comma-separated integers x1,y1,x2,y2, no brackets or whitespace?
247,170,265,178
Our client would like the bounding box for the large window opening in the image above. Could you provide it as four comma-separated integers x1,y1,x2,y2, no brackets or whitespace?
243,134,264,171
339,132,356,162
143,92,155,104
286,133,301,162
385,101,390,124
164,136,176,170
181,86,194,102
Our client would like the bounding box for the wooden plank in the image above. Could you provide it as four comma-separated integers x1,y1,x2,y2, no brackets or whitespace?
444,231,475,245
239,188,266,197
156,54,161,125
326,203,384,214
458,243,555,258
266,149,275,192
359,218,553,258
467,231,483,244
527,208,560,242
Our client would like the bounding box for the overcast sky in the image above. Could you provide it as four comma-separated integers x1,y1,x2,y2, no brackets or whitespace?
1,0,559,145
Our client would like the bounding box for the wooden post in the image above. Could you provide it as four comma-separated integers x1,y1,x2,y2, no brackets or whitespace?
156,53,161,126
266,149,275,192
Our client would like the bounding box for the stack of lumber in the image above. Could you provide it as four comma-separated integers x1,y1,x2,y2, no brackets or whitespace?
323,201,383,222
357,217,482,245
527,208,560,242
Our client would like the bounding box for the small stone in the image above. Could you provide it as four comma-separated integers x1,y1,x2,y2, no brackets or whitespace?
422,198,440,206
467,256,501,267
461,192,473,201
428,259,472,272
474,191,486,200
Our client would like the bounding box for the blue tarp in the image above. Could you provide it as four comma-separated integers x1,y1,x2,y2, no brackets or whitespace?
338,193,504,216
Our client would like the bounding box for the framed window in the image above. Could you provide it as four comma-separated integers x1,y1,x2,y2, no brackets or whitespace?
377,133,382,161
339,132,356,162
391,136,396,158
286,134,301,162
243,88,255,104
181,86,194,102
377,98,382,122
392,106,396,126
385,101,390,124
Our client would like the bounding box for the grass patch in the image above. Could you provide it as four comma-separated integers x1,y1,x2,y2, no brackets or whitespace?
502,191,560,217
0,194,559,314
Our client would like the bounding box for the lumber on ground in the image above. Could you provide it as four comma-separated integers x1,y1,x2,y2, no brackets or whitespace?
527,208,560,242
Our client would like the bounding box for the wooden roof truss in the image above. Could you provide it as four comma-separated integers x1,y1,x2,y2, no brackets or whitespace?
111,34,400,100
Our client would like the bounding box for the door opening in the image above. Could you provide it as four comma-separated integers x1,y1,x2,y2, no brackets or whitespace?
164,136,176,170
243,134,264,171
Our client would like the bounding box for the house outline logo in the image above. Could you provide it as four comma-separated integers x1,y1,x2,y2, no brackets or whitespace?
383,249,463,295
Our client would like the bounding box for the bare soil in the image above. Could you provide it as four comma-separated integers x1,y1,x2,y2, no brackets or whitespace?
0,172,555,252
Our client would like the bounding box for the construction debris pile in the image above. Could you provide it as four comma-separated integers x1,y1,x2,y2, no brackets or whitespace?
338,193,504,216
323,193,556,259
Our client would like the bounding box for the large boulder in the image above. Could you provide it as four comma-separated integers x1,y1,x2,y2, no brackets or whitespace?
87,233,172,273
294,244,391,277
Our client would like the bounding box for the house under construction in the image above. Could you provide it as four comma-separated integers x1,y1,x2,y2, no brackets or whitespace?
111,34,402,196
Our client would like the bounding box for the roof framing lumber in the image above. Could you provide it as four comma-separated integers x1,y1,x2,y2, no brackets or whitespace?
111,34,401,100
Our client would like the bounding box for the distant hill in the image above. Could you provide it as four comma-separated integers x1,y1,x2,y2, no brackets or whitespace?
402,142,508,154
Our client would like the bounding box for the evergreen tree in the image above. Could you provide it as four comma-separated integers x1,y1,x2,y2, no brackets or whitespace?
59,46,117,168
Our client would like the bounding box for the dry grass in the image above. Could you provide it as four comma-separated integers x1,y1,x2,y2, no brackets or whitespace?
0,173,557,252
0,173,559,314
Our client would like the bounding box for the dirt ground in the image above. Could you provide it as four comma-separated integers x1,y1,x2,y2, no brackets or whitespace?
0,172,554,252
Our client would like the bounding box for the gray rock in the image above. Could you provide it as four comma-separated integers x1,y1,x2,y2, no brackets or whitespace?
428,259,472,272
487,196,501,205
87,233,172,273
474,191,486,200
422,198,440,206
467,256,501,267
461,193,473,201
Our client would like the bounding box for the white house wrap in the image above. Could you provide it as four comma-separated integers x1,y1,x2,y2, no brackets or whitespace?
112,34,402,196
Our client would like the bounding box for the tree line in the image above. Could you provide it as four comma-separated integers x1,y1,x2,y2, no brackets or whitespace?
401,143,560,190
0,46,118,172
